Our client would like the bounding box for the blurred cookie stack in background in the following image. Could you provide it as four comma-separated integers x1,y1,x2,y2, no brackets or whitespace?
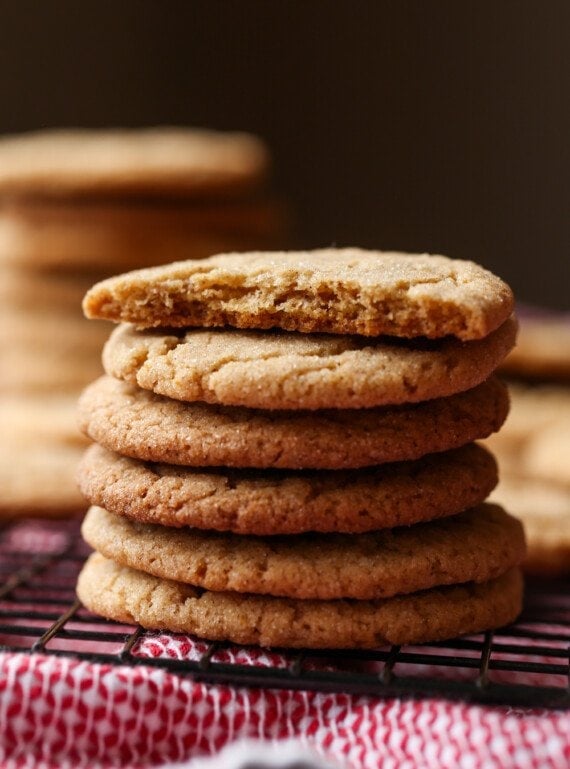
486,310,570,576
0,127,286,520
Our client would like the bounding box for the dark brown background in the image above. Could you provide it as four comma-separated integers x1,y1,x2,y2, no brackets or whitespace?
1,1,568,308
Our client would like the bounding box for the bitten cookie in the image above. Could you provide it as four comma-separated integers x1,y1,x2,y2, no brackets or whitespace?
83,249,514,340
77,555,523,648
82,504,525,600
77,375,509,469
78,443,498,534
102,317,517,410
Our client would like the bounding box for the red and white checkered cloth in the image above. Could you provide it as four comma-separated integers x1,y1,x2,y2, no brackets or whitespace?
0,650,568,769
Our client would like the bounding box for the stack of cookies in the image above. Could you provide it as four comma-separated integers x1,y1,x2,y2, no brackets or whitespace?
0,127,284,519
76,249,525,649
0,128,284,271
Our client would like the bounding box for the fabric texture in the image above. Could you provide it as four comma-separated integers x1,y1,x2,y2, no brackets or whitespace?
0,649,568,769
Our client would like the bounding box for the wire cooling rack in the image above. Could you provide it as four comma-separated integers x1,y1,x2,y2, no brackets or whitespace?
0,516,568,709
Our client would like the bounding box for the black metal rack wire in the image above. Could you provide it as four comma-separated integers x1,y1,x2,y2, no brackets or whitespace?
1,517,569,709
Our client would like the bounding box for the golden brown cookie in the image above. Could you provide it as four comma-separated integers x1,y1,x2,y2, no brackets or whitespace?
0,265,96,311
0,442,87,518
77,375,509,469
77,554,523,648
1,197,286,243
0,347,104,394
500,313,570,380
0,208,284,271
0,394,88,518
1,393,87,446
523,420,570,488
484,384,570,451
485,382,570,575
0,266,109,394
1,310,110,351
102,318,516,410
485,385,570,480
489,474,570,576
77,443,497,535
81,504,525,600
0,127,269,198
83,249,514,341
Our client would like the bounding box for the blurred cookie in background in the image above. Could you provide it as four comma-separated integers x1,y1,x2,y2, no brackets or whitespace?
0,394,88,519
0,126,287,519
499,308,570,382
0,127,270,198
0,194,288,272
0,127,287,271
490,475,570,577
486,308,570,575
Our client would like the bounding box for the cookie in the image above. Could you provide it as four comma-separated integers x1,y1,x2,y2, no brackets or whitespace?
500,312,570,381
0,394,88,518
2,311,110,351
485,386,570,481
77,554,523,648
78,443,497,535
489,475,570,576
78,375,509,469
0,210,283,271
82,249,514,341
0,443,87,518
0,265,96,311
82,504,525,601
102,317,516,410
2,197,287,242
0,349,103,394
0,271,110,394
522,420,570,488
0,394,88,447
0,127,269,198
485,384,570,449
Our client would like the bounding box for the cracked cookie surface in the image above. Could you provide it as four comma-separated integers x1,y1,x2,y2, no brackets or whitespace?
77,375,509,469
83,249,514,340
78,443,497,534
82,504,525,600
102,317,516,409
77,554,523,648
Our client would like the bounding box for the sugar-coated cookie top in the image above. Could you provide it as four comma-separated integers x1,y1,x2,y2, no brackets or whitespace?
77,375,509,469
82,504,525,601
77,443,497,535
0,127,269,197
83,248,514,340
101,317,517,410
77,554,523,648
